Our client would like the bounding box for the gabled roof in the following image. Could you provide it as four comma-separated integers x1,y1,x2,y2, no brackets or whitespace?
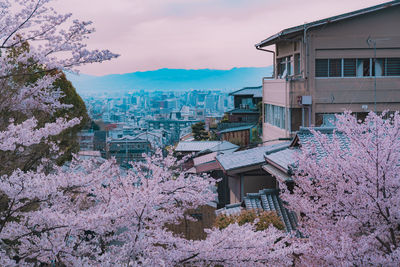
193,152,219,167
265,148,297,174
229,86,262,98
256,0,400,47
216,189,298,233
226,108,259,114
197,140,239,155
263,127,348,179
175,141,223,152
218,124,256,134
216,142,290,172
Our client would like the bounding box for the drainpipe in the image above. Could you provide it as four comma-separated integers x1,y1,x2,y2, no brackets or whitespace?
303,22,328,126
256,46,275,140
255,46,276,78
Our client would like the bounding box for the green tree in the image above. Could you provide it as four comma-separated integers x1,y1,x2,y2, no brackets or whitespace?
214,210,284,231
191,121,209,141
51,71,89,165
0,43,89,173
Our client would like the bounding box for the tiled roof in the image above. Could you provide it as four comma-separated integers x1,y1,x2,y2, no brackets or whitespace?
215,203,242,216
193,152,218,166
216,142,290,171
198,141,239,155
217,122,255,131
216,189,298,233
226,108,259,114
265,148,297,173
218,124,256,134
175,141,223,152
256,1,400,47
229,86,262,98
265,127,348,174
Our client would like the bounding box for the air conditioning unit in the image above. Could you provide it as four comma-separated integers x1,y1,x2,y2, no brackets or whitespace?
301,96,312,105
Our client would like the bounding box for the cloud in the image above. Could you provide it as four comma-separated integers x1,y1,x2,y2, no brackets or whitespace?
52,0,389,75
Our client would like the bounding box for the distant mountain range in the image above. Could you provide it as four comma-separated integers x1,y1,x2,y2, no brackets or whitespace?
66,66,272,94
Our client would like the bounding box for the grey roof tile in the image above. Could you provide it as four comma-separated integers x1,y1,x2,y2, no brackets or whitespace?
265,148,298,173
216,142,290,171
216,189,298,234
218,124,256,134
175,141,223,152
229,86,262,98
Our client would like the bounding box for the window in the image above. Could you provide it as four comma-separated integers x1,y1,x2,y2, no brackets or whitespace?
316,57,400,78
387,58,400,76
343,59,356,77
374,58,384,76
294,53,301,75
264,104,287,129
277,56,293,77
316,59,328,77
357,59,371,77
329,59,342,77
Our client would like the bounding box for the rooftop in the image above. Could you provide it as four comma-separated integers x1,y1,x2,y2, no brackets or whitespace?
197,140,239,155
256,0,400,47
226,108,259,114
265,148,297,174
263,127,348,178
229,86,262,98
175,141,225,152
218,124,256,134
216,142,290,171
216,189,298,233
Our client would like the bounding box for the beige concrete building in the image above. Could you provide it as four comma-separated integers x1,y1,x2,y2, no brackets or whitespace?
256,1,400,141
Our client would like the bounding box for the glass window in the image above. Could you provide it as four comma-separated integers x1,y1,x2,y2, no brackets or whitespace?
373,58,385,76
264,104,287,130
357,59,371,77
329,59,342,77
294,54,301,75
277,56,293,77
343,59,356,77
387,58,400,76
316,59,328,77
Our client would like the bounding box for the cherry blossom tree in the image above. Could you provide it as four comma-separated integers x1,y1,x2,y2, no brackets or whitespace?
282,111,400,266
0,1,302,266
0,0,118,174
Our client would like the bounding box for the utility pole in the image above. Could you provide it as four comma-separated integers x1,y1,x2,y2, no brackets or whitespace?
367,37,377,113
367,37,390,113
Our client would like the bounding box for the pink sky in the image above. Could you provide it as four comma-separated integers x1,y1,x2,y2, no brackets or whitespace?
54,0,389,75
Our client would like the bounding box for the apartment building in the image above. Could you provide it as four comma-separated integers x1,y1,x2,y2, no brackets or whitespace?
227,86,262,123
106,136,151,165
256,1,400,141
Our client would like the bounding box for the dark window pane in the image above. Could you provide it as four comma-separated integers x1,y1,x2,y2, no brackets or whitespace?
329,59,342,77
386,58,400,76
316,59,328,77
294,54,301,75
344,59,356,77
362,59,370,76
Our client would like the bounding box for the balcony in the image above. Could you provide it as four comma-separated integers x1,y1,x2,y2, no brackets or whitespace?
262,77,307,107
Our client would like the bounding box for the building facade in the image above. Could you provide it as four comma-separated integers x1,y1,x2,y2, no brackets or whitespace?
256,1,400,141
107,137,151,165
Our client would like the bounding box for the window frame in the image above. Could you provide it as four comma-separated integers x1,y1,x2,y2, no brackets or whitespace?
316,57,400,78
